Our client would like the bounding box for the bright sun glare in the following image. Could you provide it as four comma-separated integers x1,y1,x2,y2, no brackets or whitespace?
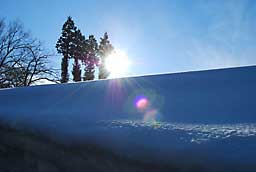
105,49,131,78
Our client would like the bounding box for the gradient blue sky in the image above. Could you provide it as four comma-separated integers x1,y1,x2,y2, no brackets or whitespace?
0,0,256,77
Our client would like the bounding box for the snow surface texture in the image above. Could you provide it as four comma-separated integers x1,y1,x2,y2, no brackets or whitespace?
104,120,256,143
0,66,256,171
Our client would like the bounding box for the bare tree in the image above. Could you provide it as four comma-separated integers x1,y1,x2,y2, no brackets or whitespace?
0,19,59,88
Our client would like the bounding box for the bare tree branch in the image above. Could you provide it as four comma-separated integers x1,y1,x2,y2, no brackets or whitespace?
0,19,60,88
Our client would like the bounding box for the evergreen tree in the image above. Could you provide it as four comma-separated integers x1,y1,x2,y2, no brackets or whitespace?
83,35,98,81
72,58,81,82
72,29,86,82
98,32,114,79
60,57,69,83
56,16,78,83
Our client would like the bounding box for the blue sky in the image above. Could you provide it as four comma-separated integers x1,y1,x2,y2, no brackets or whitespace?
0,0,256,77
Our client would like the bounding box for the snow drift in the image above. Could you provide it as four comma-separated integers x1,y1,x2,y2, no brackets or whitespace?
0,66,256,171
1,65,256,124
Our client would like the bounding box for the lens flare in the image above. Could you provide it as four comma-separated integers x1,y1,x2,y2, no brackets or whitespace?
143,109,162,122
144,109,157,121
133,93,163,122
134,96,149,110
136,98,148,110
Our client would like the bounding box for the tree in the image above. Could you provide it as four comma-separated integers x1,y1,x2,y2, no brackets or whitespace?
72,57,81,82
56,16,78,83
71,29,86,82
83,35,98,81
98,32,114,79
56,17,116,82
0,19,58,88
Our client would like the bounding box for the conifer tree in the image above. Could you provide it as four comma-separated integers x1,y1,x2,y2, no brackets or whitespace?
98,32,114,79
83,35,98,81
72,58,82,82
72,29,86,82
56,16,78,83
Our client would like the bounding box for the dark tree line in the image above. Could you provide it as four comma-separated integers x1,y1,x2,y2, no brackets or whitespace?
0,16,114,88
56,16,114,83
0,19,58,88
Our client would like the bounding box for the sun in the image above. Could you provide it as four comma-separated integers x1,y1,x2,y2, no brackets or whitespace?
105,49,131,78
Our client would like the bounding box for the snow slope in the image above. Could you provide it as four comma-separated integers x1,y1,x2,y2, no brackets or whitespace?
0,66,256,171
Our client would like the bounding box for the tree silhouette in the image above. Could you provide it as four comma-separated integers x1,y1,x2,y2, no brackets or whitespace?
98,32,114,79
0,19,58,88
83,35,98,81
56,16,78,83
57,17,115,83
72,29,86,82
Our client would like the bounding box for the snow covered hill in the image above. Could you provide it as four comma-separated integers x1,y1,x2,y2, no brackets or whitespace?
0,66,256,171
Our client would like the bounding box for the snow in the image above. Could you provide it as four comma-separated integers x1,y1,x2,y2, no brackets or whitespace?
108,120,256,142
0,65,256,171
